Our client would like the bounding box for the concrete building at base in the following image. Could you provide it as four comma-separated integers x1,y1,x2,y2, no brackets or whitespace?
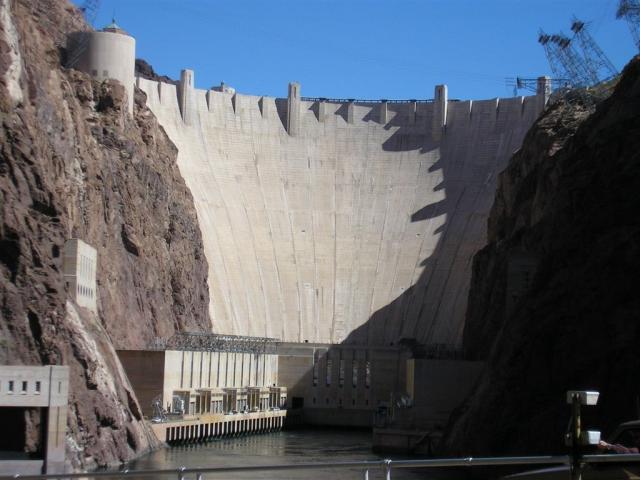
0,366,69,475
119,334,481,448
62,238,97,313
277,342,482,432
117,333,287,443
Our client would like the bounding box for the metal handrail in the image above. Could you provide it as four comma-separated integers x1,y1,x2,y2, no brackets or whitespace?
5,454,640,480
583,453,640,463
0,455,580,480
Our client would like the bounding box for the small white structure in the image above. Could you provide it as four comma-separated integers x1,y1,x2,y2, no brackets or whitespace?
63,239,97,313
67,21,136,114
0,366,69,475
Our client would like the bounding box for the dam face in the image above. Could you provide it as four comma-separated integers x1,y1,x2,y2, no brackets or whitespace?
137,73,544,347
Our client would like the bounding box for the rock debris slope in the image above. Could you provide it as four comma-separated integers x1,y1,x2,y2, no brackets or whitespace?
0,0,210,469
444,57,640,455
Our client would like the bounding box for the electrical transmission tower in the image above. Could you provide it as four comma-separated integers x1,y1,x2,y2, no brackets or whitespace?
79,0,101,26
617,0,640,51
67,0,101,68
571,18,618,82
538,30,595,87
538,31,571,81
505,76,569,96
551,33,597,86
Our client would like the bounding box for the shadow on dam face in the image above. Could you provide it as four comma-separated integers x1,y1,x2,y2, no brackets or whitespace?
342,125,454,347
280,100,531,427
134,75,542,428
135,75,540,349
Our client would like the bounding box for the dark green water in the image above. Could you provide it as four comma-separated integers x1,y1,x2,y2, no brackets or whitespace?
124,428,446,480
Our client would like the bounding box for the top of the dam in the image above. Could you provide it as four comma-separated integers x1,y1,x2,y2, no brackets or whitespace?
300,97,435,104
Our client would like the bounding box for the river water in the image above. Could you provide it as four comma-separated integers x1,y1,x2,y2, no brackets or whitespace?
124,428,458,480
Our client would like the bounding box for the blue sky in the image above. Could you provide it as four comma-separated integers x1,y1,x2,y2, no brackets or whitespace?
83,0,637,100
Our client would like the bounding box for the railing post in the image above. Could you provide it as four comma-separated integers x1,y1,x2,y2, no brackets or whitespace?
363,468,369,480
196,474,204,480
384,459,392,480
178,466,186,480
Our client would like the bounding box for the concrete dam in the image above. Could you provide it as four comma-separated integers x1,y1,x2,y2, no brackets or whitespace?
136,72,546,347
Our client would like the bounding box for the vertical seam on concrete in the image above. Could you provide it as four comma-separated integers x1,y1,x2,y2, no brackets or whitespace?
330,121,338,342
309,148,320,343
422,186,468,343
242,202,269,337
196,122,242,334
254,146,288,340
281,146,303,342
366,158,393,345
400,153,433,339
431,203,476,343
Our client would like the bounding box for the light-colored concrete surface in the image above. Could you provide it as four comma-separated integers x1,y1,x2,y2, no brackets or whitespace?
151,409,286,443
137,72,544,347
67,29,135,114
0,366,69,474
276,342,406,421
63,239,97,313
118,349,279,416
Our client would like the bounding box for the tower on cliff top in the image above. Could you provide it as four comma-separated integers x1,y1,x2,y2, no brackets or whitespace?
617,0,640,51
67,20,136,114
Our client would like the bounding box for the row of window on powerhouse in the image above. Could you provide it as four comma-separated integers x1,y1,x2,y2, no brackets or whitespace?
176,350,277,391
313,358,371,388
169,388,286,416
0,379,42,395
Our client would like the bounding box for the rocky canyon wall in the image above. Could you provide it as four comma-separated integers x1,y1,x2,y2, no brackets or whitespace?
0,0,210,469
444,57,640,455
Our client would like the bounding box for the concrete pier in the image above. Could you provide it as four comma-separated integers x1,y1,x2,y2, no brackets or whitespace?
152,410,286,444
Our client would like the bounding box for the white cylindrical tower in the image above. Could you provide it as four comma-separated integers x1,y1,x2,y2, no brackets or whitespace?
67,21,136,114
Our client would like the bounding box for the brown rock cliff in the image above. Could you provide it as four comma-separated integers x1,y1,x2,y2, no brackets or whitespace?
0,0,210,469
444,57,640,455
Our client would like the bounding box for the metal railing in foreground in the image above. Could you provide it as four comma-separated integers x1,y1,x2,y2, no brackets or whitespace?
3,454,640,480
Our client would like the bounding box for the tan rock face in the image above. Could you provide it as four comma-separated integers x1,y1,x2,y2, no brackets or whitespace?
0,0,209,469
444,57,640,456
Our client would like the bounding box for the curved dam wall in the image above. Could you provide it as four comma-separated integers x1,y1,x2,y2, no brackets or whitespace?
137,72,545,347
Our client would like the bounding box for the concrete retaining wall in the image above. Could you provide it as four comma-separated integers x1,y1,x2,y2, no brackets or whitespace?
137,73,542,347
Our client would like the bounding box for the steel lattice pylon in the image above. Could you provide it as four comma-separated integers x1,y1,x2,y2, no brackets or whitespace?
505,76,570,96
538,30,595,87
617,0,640,51
67,0,101,68
79,0,100,25
538,31,571,82
550,33,597,86
571,17,618,82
